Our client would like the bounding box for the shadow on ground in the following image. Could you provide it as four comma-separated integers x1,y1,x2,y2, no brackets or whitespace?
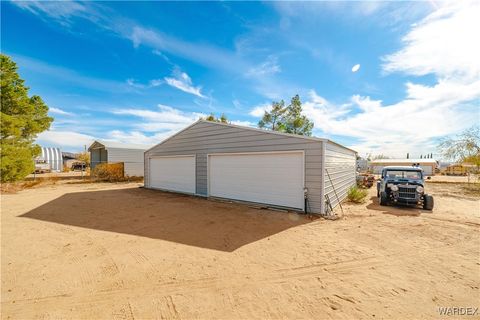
20,187,313,252
366,196,429,216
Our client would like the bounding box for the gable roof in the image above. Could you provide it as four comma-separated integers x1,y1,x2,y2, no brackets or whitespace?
146,120,356,153
88,140,151,151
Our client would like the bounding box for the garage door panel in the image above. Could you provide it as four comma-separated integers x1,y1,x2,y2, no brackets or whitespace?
209,152,304,209
149,156,195,194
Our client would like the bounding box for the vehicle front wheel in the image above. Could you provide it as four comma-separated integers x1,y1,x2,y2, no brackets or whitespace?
423,194,434,211
380,191,388,206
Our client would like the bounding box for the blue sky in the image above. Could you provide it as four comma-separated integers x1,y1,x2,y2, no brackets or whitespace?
2,1,479,157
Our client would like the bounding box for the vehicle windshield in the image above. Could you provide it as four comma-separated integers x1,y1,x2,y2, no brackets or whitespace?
385,170,422,180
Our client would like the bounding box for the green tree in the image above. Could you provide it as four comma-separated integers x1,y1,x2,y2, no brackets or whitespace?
202,113,229,123
258,95,314,136
284,95,314,136
258,100,287,131
1,54,53,182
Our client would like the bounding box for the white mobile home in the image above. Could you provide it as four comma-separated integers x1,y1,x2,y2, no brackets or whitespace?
370,158,437,176
88,140,150,177
144,120,356,214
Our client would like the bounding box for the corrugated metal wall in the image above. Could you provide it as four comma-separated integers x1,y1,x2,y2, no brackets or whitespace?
324,142,357,210
145,121,324,213
40,147,62,172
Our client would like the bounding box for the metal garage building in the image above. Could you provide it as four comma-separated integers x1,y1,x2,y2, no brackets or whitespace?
36,147,63,172
88,140,150,177
144,120,356,214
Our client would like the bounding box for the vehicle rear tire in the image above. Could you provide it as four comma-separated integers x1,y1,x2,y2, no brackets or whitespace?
380,191,388,206
423,194,434,210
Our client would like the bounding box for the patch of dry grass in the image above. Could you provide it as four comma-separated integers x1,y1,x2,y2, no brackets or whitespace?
1,180,43,194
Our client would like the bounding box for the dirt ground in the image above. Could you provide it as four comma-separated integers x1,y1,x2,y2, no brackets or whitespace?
1,182,479,319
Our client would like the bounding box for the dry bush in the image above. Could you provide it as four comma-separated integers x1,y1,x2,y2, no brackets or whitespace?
92,163,125,182
45,176,60,185
1,180,43,194
347,186,368,203
125,176,144,182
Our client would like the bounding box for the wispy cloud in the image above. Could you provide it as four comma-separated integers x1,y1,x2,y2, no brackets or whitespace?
112,104,205,132
11,1,246,73
382,1,480,81
271,1,432,28
280,1,480,157
126,78,163,89
49,107,73,116
246,56,281,77
11,54,127,93
164,68,206,98
11,0,93,26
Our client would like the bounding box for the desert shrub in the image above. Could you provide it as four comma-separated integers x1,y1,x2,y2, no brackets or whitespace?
0,179,44,194
45,176,59,184
347,185,368,203
91,163,124,182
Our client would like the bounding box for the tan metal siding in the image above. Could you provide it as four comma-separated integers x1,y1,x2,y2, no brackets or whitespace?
324,141,356,210
145,121,324,213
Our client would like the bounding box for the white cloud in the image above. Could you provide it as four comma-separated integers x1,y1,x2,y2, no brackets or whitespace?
303,81,479,157
164,69,206,98
106,130,168,146
232,99,242,109
112,104,205,132
36,129,95,151
230,120,255,127
12,1,91,26
249,103,271,117
49,107,73,116
297,1,480,158
351,64,360,73
246,56,281,77
126,78,163,89
382,1,480,81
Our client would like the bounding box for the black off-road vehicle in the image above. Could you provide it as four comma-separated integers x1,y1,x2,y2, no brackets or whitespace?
377,166,434,210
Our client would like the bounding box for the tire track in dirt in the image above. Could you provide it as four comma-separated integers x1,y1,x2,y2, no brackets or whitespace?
1,233,473,318
0,254,383,316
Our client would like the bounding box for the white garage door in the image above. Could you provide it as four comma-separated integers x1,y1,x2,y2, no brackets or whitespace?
208,152,304,210
149,156,195,194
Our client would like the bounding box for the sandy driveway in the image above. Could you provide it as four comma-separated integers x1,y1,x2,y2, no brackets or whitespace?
1,182,479,319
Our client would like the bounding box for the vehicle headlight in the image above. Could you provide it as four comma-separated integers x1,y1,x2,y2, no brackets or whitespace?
416,186,424,193
390,185,399,191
